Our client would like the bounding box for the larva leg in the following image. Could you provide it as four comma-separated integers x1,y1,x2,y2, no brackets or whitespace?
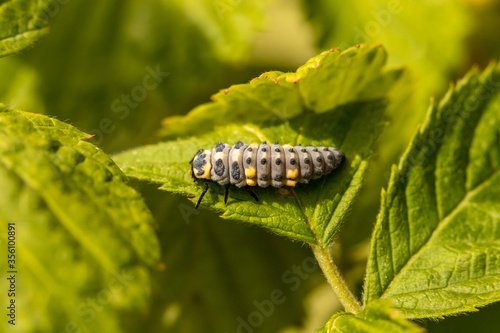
195,182,210,209
245,186,259,202
224,184,230,204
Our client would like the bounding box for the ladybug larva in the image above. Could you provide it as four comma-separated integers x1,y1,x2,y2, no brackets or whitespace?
190,141,344,209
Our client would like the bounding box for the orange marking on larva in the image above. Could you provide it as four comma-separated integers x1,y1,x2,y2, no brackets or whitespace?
287,169,299,180
246,179,256,186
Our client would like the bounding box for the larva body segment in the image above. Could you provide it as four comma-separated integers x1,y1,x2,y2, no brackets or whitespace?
242,142,258,186
271,143,285,188
256,141,271,188
210,143,231,185
229,141,248,187
191,141,345,208
294,145,312,184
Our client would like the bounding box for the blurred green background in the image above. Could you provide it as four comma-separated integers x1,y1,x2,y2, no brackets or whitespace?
2,0,500,332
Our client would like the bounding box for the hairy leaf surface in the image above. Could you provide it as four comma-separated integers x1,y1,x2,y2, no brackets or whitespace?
365,63,500,318
0,0,51,57
316,300,423,332
0,105,160,332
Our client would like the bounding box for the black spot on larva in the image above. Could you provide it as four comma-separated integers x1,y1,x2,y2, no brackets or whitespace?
262,141,267,144
298,144,302,146
275,174,282,181
290,158,296,165
276,158,281,165
316,170,323,176
200,154,206,159
247,147,253,152
192,155,206,171
260,173,267,180
196,169,204,176
301,148,306,153
274,141,279,144
275,148,280,152
304,158,310,164
316,156,322,163
304,171,311,178
313,148,318,152
246,157,251,164
327,155,333,160
288,148,294,152
234,141,244,149
261,147,267,152
231,162,241,180
215,158,224,176
261,158,266,165
215,142,225,152
323,148,329,151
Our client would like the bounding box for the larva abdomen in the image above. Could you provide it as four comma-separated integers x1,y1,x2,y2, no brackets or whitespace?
193,141,344,188
191,141,344,208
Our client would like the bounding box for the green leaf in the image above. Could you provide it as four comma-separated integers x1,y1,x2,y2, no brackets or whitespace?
160,45,403,139
316,300,423,332
364,63,500,318
0,0,51,57
0,105,160,332
303,0,472,254
114,45,402,246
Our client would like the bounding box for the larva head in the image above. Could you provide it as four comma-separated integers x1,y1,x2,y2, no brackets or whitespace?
191,149,212,180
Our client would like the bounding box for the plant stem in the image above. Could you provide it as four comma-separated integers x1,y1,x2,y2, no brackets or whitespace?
311,244,363,314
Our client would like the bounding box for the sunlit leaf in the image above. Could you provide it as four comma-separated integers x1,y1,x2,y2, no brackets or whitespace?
316,300,423,332
0,105,160,332
364,63,500,318
0,0,51,57
115,45,403,246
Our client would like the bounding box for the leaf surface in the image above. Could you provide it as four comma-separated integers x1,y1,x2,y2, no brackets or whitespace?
0,0,51,57
0,105,160,332
364,63,500,318
114,45,402,246
316,300,423,332
160,45,403,139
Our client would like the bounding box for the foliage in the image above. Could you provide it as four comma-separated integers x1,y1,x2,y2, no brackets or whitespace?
365,64,500,318
0,105,159,332
0,0,51,57
1,0,500,332
115,45,401,246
